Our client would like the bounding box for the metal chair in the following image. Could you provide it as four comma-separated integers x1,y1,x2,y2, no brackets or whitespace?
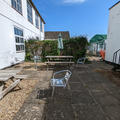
33,56,41,69
50,70,72,97
77,57,86,64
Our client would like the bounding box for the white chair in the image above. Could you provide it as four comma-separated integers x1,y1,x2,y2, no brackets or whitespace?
50,70,72,97
33,56,41,69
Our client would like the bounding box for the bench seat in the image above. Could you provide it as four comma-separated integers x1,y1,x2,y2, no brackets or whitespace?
45,62,74,64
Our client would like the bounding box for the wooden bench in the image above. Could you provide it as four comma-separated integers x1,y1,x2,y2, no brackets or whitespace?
45,56,74,70
0,75,20,100
0,69,27,100
45,62,74,64
0,78,20,100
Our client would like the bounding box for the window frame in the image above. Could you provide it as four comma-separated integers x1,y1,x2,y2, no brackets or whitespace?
14,26,25,53
40,19,43,32
35,12,39,29
27,0,33,24
11,0,23,15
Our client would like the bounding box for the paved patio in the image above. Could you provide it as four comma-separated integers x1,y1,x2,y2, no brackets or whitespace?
13,62,120,120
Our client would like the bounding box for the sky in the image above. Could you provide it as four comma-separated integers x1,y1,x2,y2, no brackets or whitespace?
32,0,119,39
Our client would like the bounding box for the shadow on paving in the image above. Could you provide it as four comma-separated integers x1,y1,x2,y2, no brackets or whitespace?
41,88,74,120
41,63,120,120
41,64,105,120
41,65,74,120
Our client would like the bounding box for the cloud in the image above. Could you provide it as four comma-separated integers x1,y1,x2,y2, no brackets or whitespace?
63,0,86,4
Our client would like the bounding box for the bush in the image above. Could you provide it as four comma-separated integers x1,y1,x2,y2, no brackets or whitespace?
25,36,88,62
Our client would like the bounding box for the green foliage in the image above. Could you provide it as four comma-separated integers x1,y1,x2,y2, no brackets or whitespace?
62,36,88,61
41,40,58,61
25,39,43,61
25,36,88,62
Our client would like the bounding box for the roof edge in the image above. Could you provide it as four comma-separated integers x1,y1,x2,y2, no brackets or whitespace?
109,1,120,10
90,34,107,43
45,31,69,32
29,0,45,24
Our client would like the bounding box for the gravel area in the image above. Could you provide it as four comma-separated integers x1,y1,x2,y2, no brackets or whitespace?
0,62,48,120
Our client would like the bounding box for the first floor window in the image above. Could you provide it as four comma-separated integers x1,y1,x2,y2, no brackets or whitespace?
14,27,25,52
27,0,33,23
11,0,22,14
40,19,43,32
35,12,39,29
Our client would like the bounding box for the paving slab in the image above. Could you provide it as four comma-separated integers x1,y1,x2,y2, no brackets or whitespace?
13,71,53,120
13,62,120,120
103,105,120,120
72,104,108,120
71,91,96,105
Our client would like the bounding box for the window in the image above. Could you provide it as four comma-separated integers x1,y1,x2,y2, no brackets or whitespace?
35,12,39,29
100,43,103,49
14,27,25,52
27,1,33,23
40,19,42,32
104,43,106,50
11,0,22,14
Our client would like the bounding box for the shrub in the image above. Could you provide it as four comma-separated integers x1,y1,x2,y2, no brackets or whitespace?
25,36,88,62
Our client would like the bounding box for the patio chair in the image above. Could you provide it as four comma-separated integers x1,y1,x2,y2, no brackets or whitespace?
50,70,72,97
77,57,86,64
33,56,41,69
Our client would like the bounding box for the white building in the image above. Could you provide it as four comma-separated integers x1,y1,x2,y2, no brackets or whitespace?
0,0,45,69
105,1,120,65
89,34,107,55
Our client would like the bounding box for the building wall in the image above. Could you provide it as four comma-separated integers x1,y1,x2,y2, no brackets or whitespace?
0,0,45,69
89,41,106,55
105,3,120,64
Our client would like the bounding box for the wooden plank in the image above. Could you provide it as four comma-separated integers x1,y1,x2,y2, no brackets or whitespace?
45,62,74,64
0,79,20,100
0,70,21,74
0,76,13,82
0,69,21,72
46,56,74,58
0,85,4,92
0,73,16,76
15,75,28,79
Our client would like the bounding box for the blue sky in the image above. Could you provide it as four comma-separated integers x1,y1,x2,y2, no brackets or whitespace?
33,0,119,39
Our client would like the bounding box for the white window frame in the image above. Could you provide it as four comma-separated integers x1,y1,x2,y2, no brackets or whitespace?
35,12,39,29
27,0,33,23
11,0,22,14
40,19,43,32
14,26,25,53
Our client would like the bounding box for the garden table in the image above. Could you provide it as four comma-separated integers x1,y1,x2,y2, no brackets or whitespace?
45,56,74,70
0,69,25,99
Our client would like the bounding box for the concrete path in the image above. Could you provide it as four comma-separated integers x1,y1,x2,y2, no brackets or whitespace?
13,62,120,120
42,63,120,120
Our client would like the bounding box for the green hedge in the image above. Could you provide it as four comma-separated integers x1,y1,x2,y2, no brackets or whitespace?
25,36,88,62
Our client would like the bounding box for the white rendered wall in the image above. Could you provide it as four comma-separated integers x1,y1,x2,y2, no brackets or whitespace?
105,3,120,64
0,0,45,69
